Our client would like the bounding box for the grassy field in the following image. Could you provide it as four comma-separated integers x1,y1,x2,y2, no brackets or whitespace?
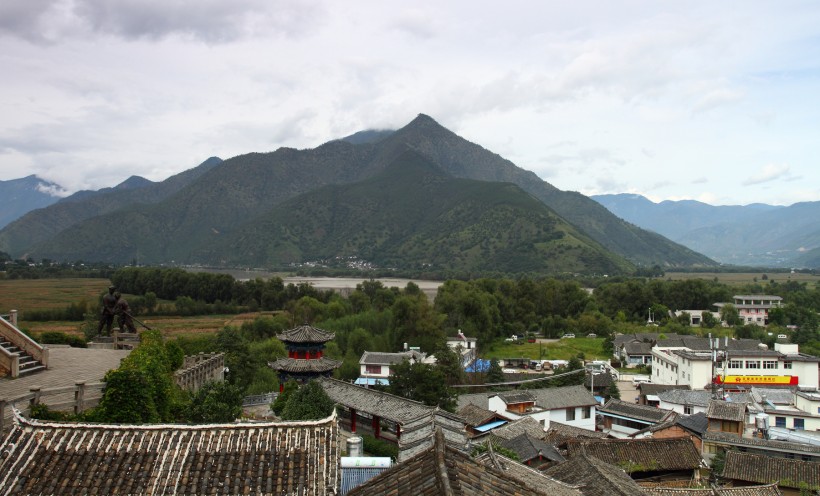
0,278,265,338
483,337,607,361
0,278,111,312
665,271,820,288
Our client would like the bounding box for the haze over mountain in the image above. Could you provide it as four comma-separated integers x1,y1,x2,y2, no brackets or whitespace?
0,157,222,255
593,193,820,268
0,175,66,229
0,115,714,274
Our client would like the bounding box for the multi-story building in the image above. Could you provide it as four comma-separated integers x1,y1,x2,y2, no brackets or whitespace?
714,294,783,326
652,341,819,390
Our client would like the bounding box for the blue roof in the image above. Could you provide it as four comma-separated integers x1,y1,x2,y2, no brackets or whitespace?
473,420,508,432
354,377,390,386
466,359,490,373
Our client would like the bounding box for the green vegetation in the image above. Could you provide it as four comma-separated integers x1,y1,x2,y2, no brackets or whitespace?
484,338,607,361
280,381,335,421
362,434,399,460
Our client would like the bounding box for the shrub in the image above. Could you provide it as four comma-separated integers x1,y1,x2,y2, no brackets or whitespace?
362,434,399,460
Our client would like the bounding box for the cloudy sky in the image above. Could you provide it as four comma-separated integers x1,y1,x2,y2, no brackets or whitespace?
1,1,818,206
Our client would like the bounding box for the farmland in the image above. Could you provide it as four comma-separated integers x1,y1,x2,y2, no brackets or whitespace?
0,278,261,338
665,271,820,288
483,337,607,361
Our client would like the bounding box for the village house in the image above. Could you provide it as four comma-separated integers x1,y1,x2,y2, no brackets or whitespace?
613,332,682,367
457,403,510,438
637,383,691,407
446,331,478,366
355,349,426,386
597,398,677,438
565,437,703,483
346,428,578,496
644,411,709,452
0,408,340,495
721,451,820,495
458,384,598,431
543,452,651,495
714,294,783,326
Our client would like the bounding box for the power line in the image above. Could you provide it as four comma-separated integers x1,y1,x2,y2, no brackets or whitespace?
452,367,585,388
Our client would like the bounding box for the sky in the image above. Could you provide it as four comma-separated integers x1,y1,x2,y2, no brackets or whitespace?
1,1,819,206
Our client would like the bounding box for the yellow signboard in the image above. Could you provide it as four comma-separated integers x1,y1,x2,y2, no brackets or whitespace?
717,375,798,385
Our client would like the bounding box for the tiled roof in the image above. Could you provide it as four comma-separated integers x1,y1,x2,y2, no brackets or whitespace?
269,356,341,373
457,403,501,427
456,392,491,411
347,429,554,496
585,371,614,388
599,399,676,423
359,350,424,365
750,387,794,405
498,391,535,404
624,342,653,355
545,421,608,447
490,416,547,441
644,484,782,496
544,453,650,496
722,451,820,490
319,377,434,424
614,333,682,347
276,324,335,343
639,384,691,396
702,431,820,455
528,385,599,410
475,449,581,495
657,337,762,352
674,412,709,436
706,400,746,422
0,409,339,496
658,390,752,407
498,433,565,463
567,437,702,472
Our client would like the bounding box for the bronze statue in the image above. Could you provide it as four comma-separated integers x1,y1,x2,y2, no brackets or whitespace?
114,292,137,334
97,285,117,336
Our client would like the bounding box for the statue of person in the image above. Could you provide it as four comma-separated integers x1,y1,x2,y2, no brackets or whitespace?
114,292,137,334
97,285,118,336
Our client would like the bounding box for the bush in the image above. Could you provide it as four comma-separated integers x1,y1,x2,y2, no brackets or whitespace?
362,434,399,460
38,331,87,348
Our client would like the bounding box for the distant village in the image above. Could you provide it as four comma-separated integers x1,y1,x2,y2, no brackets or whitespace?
0,291,819,495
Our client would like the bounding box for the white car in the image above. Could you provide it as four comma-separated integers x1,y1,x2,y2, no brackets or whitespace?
561,333,575,339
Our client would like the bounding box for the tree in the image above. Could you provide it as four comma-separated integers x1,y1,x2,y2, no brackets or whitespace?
486,359,505,385
719,304,740,326
188,381,244,423
605,380,621,400
701,311,719,329
432,343,463,386
272,380,298,416
388,360,456,412
281,381,335,420
95,368,159,423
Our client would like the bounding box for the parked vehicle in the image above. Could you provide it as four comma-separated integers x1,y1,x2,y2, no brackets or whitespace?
561,333,575,339
504,335,519,342
632,375,651,387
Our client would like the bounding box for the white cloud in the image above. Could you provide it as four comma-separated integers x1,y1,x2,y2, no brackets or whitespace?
742,163,791,186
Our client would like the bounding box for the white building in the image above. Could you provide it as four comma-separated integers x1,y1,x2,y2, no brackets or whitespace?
458,385,598,432
356,350,426,386
651,341,819,390
445,331,477,367
714,294,783,326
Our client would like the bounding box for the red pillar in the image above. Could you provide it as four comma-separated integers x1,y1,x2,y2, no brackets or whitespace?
373,415,380,438
350,408,356,433
279,382,284,393
396,424,401,440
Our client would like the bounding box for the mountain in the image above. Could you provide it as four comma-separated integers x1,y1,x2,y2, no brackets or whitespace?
196,149,632,274
5,115,714,272
0,175,65,229
592,194,820,267
0,157,222,256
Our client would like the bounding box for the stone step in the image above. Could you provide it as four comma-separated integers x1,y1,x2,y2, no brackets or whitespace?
18,365,46,376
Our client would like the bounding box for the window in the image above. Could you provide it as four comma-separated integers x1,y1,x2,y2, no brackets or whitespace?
763,361,777,370
746,360,760,369
775,417,786,428
783,361,792,369
729,360,742,369
794,418,805,430
365,364,381,374
582,406,591,419
684,405,693,415
566,407,576,421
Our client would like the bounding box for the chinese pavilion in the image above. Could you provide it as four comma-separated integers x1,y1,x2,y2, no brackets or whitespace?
269,323,341,391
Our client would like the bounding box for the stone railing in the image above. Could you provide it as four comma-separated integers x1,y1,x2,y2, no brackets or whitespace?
0,381,105,434
174,352,225,392
0,312,48,377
